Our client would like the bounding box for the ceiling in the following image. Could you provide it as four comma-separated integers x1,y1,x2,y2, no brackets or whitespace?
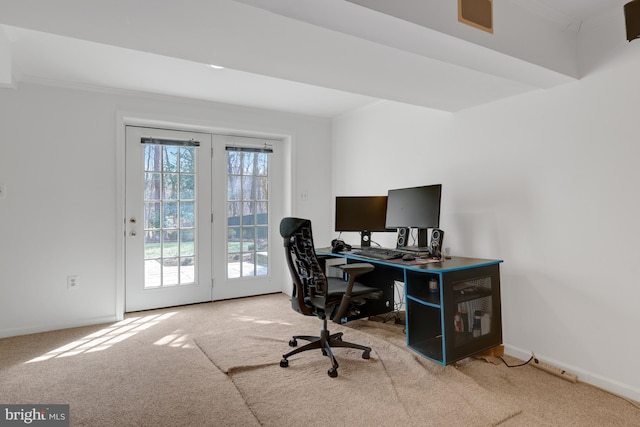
525,0,626,22
0,0,630,118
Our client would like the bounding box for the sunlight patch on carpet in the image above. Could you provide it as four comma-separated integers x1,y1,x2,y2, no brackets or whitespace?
26,312,177,363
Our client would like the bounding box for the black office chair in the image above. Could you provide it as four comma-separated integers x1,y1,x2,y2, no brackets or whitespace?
279,217,382,377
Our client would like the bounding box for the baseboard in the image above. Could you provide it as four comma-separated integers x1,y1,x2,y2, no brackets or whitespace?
0,315,118,339
505,344,640,404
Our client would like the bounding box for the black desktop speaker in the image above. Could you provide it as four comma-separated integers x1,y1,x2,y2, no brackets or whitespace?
396,227,410,248
429,229,445,258
625,0,640,41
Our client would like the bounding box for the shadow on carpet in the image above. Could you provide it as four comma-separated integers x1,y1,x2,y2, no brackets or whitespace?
194,320,521,427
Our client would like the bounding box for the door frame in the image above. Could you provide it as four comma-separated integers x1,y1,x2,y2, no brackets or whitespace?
115,112,293,320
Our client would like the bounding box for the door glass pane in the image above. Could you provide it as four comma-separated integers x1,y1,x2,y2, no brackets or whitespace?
163,146,179,171
242,153,254,174
143,144,198,288
226,149,270,279
242,202,255,225
163,202,178,228
241,176,253,200
180,147,195,173
256,251,268,276
180,174,195,199
256,153,268,175
227,151,241,174
180,202,195,227
255,177,268,200
162,230,179,257
144,202,160,229
144,173,161,200
256,226,268,251
163,174,179,200
180,230,195,256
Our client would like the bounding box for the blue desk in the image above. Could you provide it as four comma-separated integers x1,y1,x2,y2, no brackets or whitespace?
317,249,503,365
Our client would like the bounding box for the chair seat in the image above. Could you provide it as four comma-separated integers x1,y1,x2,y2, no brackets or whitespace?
305,277,381,311
327,277,380,298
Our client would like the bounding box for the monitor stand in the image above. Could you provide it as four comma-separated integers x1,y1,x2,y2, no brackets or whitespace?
403,228,429,253
417,228,428,247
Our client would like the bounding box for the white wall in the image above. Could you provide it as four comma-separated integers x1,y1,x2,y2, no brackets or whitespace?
332,35,640,404
0,83,332,338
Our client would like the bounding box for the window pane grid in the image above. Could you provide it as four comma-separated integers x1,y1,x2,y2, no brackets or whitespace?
143,145,197,288
226,149,269,279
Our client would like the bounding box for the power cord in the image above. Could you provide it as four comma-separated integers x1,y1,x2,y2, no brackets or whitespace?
369,239,383,248
370,312,401,324
497,353,534,368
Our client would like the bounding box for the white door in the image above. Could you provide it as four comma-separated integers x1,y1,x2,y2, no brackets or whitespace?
211,134,284,300
125,126,212,311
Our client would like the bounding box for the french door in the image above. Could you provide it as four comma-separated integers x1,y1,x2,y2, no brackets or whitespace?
211,134,284,300
124,127,285,311
125,126,212,311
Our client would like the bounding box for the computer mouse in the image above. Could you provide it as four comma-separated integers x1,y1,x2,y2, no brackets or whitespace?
402,254,415,261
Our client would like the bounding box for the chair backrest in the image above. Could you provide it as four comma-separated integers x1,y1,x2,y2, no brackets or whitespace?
279,217,327,316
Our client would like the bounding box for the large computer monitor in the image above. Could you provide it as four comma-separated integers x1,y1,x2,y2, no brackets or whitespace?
385,184,442,247
335,196,391,247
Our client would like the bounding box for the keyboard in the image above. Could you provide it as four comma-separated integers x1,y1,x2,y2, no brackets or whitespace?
353,247,404,260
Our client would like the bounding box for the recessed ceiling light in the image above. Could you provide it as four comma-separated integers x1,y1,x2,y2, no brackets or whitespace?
208,64,225,69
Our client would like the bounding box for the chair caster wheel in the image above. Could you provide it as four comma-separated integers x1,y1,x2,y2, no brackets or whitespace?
328,368,338,378
289,339,297,347
280,358,289,368
362,351,370,360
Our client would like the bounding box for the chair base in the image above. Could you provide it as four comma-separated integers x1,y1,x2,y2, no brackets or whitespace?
280,318,372,377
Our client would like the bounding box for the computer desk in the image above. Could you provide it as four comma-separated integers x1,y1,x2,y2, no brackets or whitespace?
316,248,503,366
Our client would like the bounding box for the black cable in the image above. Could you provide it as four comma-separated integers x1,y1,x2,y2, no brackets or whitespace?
498,354,534,368
369,239,382,248
370,312,397,324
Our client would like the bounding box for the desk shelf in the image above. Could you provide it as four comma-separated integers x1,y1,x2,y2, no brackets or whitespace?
409,337,443,362
406,298,443,362
406,262,502,365
405,270,441,306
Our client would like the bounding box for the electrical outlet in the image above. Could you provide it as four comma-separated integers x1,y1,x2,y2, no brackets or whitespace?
67,275,79,290
531,353,578,383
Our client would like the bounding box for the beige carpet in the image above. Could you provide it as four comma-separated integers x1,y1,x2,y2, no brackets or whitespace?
0,321,260,426
194,320,521,426
2,294,638,426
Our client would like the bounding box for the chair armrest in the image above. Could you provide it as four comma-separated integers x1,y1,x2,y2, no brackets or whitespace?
337,262,375,277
